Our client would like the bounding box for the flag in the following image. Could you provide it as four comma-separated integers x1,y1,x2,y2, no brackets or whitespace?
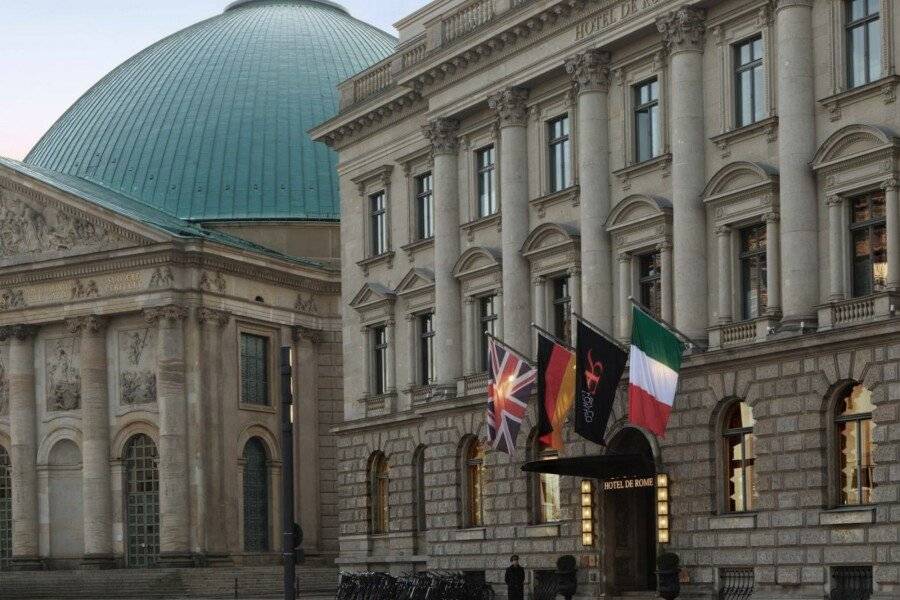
486,337,537,454
575,319,627,445
536,332,576,450
628,306,685,438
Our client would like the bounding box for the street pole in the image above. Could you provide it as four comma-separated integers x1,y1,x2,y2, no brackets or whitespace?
280,347,296,600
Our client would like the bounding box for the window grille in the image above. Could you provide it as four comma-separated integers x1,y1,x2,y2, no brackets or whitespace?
0,446,10,570
242,438,269,551
240,333,270,405
831,566,873,600
125,434,160,568
719,567,754,600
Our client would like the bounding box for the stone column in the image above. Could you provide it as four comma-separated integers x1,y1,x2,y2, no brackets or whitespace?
884,178,900,290
659,240,674,323
463,298,476,375
716,226,733,324
488,87,532,354
658,7,709,341
827,196,845,302
533,276,546,328
184,309,205,557
618,254,632,339
144,305,192,566
292,326,322,553
2,325,41,570
197,308,230,563
424,119,463,390
566,50,613,332
775,0,819,325
67,316,114,568
765,214,782,314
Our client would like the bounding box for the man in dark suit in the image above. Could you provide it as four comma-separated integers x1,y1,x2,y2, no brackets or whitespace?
505,554,525,600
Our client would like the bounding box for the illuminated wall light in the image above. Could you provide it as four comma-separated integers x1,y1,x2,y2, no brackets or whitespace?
656,473,670,545
581,479,594,547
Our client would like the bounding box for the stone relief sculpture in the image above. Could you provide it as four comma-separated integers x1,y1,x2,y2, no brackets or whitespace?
149,267,174,289
47,337,80,411
295,293,319,314
0,345,9,416
119,328,156,405
199,270,226,293
0,187,130,258
0,288,25,310
71,279,99,300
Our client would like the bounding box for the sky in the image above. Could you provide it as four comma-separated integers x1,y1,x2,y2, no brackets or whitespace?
0,0,424,160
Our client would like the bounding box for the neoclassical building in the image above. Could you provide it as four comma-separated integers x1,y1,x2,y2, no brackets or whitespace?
312,0,900,598
0,0,393,576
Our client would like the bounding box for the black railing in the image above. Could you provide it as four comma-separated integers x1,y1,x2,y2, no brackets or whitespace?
831,566,873,600
336,571,495,600
719,567,754,600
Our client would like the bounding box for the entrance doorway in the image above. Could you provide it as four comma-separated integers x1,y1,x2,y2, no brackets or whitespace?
603,428,657,593
124,434,160,568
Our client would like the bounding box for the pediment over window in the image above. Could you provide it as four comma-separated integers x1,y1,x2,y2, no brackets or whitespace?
702,162,779,203
394,268,434,297
606,195,671,231
813,124,899,169
521,222,580,258
349,282,396,312
453,247,502,281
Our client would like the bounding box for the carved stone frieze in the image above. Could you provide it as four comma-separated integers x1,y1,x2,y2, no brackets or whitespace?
199,270,227,293
70,279,99,300
46,337,80,412
295,293,320,314
0,288,25,311
144,305,189,325
0,185,133,259
149,267,175,289
118,328,157,405
423,118,461,156
66,315,109,336
656,6,706,54
488,87,530,127
565,49,612,94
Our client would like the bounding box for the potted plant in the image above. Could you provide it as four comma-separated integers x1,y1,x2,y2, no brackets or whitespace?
656,552,681,600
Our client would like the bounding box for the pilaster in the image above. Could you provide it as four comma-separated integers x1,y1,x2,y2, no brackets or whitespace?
292,325,323,553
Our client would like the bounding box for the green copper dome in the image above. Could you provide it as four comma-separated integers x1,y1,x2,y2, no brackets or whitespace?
25,0,394,221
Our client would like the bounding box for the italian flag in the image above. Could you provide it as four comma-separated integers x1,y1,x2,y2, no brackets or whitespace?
628,306,685,438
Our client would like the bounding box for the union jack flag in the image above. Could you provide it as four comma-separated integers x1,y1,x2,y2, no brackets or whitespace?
486,337,537,455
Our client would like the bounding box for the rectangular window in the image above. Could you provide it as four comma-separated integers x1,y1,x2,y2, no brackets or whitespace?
419,313,435,386
479,295,498,372
551,276,572,344
240,333,269,405
740,224,768,320
476,145,497,218
831,566,873,600
846,0,882,88
639,251,662,318
370,191,387,256
547,115,572,193
850,191,887,297
415,172,434,240
371,325,388,395
734,36,765,127
634,79,661,163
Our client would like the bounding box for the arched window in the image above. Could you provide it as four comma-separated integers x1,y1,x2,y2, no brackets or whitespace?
462,438,485,528
124,434,160,567
243,437,269,552
528,431,561,524
412,446,427,534
723,402,757,512
369,452,389,534
0,446,10,570
835,384,875,506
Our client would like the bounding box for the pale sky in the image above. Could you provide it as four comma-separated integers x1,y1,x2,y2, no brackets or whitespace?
0,0,424,160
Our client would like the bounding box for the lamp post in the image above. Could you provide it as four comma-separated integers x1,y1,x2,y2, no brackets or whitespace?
281,347,296,600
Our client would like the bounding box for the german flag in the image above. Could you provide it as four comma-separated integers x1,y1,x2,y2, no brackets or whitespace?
537,331,576,450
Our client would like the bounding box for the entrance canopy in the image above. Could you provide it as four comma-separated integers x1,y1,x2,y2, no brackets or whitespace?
521,453,655,480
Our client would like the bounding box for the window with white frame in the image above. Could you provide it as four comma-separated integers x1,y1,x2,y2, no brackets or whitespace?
415,172,434,240
849,190,887,297
734,36,765,127
845,0,882,88
419,312,435,386
634,79,661,163
476,145,497,217
739,224,768,319
371,325,388,395
547,115,572,193
479,295,498,371
370,191,388,256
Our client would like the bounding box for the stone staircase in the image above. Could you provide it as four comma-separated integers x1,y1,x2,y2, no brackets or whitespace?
0,565,339,600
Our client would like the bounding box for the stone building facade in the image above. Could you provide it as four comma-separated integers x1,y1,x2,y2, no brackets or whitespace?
312,0,900,598
0,161,343,568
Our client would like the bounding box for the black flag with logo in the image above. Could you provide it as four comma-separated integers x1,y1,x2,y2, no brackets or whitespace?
575,318,628,445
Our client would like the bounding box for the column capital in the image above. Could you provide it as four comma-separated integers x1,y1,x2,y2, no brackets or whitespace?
66,315,109,336
617,252,632,264
292,325,324,345
197,307,230,328
826,194,844,208
565,49,612,94
774,0,815,11
657,6,707,54
487,86,530,128
764,212,780,224
568,266,582,277
423,118,460,156
144,305,189,326
657,239,674,252
882,177,899,193
532,275,546,286
0,324,39,342
714,225,731,237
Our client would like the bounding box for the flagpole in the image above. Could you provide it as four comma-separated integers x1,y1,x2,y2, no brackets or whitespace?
485,332,536,366
571,312,629,353
530,322,575,351
627,296,707,352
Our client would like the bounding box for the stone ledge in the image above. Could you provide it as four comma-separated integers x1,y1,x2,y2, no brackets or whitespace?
709,513,757,530
819,506,875,526
451,527,486,541
520,523,561,538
